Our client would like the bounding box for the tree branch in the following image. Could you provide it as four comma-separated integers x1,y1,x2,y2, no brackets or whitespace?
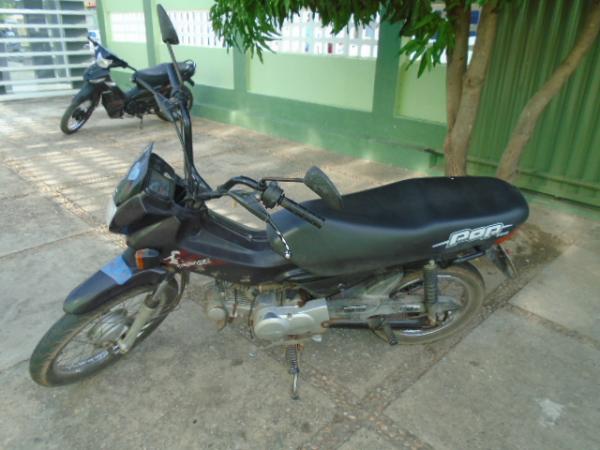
444,1,499,176
445,0,470,132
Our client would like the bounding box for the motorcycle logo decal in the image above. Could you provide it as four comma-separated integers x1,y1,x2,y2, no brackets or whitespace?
432,223,512,249
163,250,223,269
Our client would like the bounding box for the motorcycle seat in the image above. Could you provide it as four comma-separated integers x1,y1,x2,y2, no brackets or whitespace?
133,61,195,86
268,176,529,276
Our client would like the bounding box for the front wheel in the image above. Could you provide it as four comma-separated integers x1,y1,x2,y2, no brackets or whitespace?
385,264,485,344
60,97,96,134
30,283,176,386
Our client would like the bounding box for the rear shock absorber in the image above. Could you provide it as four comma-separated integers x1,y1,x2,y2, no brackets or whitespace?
423,260,439,324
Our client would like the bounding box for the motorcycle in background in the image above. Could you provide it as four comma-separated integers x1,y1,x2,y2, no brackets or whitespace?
60,37,195,134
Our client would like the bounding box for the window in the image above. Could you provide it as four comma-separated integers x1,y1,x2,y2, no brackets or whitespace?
269,10,379,58
110,12,146,43
167,10,224,48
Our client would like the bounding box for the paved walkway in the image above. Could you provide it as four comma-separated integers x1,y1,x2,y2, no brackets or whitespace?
0,98,598,450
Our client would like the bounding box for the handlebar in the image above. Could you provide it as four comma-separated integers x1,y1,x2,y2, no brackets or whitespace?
279,196,324,228
88,36,134,71
215,177,324,228
217,176,260,192
227,190,270,223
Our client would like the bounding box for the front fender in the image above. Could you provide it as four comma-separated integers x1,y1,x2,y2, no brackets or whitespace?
63,254,169,315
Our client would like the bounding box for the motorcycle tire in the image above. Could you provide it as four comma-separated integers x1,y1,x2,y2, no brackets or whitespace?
385,263,485,344
60,97,96,135
30,282,176,386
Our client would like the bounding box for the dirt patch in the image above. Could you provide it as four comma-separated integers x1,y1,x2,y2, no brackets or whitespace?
505,222,566,272
478,222,568,319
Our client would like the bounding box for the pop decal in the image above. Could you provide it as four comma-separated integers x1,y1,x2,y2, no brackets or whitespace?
432,223,512,249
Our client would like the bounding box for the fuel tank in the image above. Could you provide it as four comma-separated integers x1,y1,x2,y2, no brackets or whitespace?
175,211,293,284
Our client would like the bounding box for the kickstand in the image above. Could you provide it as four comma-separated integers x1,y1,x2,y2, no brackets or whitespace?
368,317,398,346
286,344,302,400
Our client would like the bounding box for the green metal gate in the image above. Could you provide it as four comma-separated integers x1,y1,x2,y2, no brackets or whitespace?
470,0,600,207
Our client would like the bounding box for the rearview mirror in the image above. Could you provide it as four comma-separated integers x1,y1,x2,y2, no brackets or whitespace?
304,166,343,210
157,4,179,45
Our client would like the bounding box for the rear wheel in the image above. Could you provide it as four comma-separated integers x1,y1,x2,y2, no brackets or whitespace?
385,264,484,344
30,283,176,386
60,97,96,134
156,85,193,121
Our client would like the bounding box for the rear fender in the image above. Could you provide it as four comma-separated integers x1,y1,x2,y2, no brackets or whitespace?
486,244,518,278
63,254,170,315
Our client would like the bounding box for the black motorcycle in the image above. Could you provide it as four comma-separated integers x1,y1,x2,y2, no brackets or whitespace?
60,36,195,134
32,5,529,399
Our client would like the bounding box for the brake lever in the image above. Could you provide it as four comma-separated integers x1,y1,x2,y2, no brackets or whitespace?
266,219,292,260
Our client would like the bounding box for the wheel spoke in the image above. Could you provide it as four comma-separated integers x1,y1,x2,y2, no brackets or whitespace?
390,272,474,338
67,100,93,131
51,287,158,376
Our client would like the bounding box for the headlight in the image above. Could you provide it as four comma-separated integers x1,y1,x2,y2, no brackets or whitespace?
96,56,112,68
105,196,117,227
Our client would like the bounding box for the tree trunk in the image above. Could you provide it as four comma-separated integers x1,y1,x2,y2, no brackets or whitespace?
496,0,600,181
444,2,499,176
445,0,470,132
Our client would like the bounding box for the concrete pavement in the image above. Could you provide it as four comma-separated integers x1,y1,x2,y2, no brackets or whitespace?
0,97,599,450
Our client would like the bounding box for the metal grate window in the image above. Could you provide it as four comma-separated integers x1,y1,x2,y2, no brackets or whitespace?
109,12,146,43
167,10,223,48
163,8,378,56
269,10,379,58
0,1,96,101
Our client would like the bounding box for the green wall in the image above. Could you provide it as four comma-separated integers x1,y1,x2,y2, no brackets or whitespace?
157,46,234,89
395,62,447,124
100,0,234,89
152,0,234,89
101,0,148,70
97,0,599,207
248,54,376,112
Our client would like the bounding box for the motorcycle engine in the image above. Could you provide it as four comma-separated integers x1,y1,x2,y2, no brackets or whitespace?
202,283,329,342
251,292,329,341
101,91,125,118
124,99,147,116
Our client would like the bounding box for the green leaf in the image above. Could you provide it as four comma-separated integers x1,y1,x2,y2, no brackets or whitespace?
417,53,428,76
